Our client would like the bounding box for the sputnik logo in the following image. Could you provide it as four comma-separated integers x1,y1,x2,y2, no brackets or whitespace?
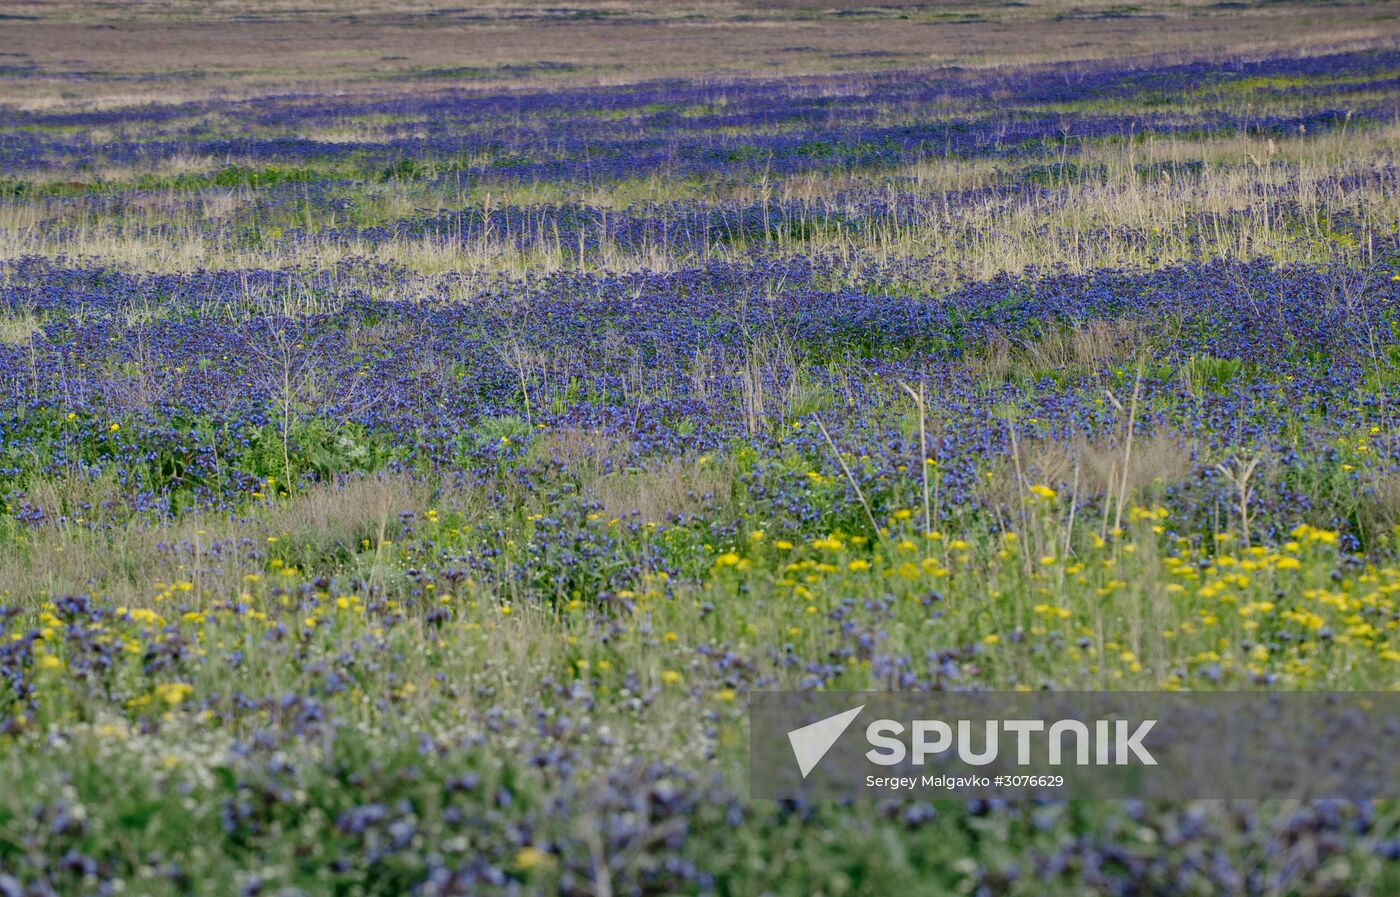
787,704,864,778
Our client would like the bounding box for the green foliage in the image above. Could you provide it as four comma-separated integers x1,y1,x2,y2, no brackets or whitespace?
1179,354,1246,395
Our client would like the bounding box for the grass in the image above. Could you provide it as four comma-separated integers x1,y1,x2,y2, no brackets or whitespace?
3,121,1394,285
2,3,1400,893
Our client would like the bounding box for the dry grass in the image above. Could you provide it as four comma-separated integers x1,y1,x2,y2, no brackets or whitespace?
591,457,736,524
534,429,736,524
4,120,1393,284
970,318,1156,384
0,471,440,607
0,311,41,346
1358,469,1400,539
0,1,1394,113
1023,432,1197,500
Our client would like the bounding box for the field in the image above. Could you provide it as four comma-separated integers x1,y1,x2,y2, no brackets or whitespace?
2,0,1400,893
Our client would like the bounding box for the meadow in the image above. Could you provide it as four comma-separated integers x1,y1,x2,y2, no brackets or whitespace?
2,1,1400,893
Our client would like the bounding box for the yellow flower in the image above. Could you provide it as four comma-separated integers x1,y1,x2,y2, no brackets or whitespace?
121,607,166,627
847,559,870,572
1029,484,1057,500
153,682,194,707
514,847,554,872
920,558,949,577
95,722,128,739
660,670,683,685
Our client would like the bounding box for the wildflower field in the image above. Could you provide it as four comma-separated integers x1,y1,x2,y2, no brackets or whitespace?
2,1,1400,893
